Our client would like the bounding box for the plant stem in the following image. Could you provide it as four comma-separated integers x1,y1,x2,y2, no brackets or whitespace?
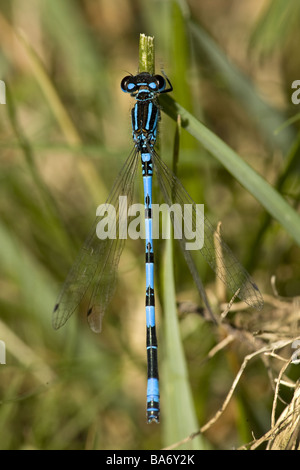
139,34,155,74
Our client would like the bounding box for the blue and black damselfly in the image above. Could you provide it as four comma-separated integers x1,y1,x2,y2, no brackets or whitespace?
53,71,263,423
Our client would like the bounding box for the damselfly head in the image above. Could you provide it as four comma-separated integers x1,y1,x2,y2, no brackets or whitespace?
121,72,166,96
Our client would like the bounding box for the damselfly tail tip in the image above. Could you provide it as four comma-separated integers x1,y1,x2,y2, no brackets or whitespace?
147,398,160,423
147,412,160,424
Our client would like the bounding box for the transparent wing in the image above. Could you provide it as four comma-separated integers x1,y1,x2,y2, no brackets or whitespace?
53,148,139,332
152,149,264,311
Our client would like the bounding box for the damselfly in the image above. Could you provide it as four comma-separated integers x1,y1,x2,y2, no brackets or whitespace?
53,71,263,423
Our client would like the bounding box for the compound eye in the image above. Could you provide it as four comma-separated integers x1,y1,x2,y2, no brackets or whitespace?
148,80,158,90
153,74,166,92
121,76,136,93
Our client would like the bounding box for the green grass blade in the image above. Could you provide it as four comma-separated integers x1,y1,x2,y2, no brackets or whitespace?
15,29,107,205
190,21,294,153
249,0,300,57
162,218,206,450
161,95,300,246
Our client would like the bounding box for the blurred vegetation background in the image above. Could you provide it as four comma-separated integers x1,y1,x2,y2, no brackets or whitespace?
0,0,299,450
